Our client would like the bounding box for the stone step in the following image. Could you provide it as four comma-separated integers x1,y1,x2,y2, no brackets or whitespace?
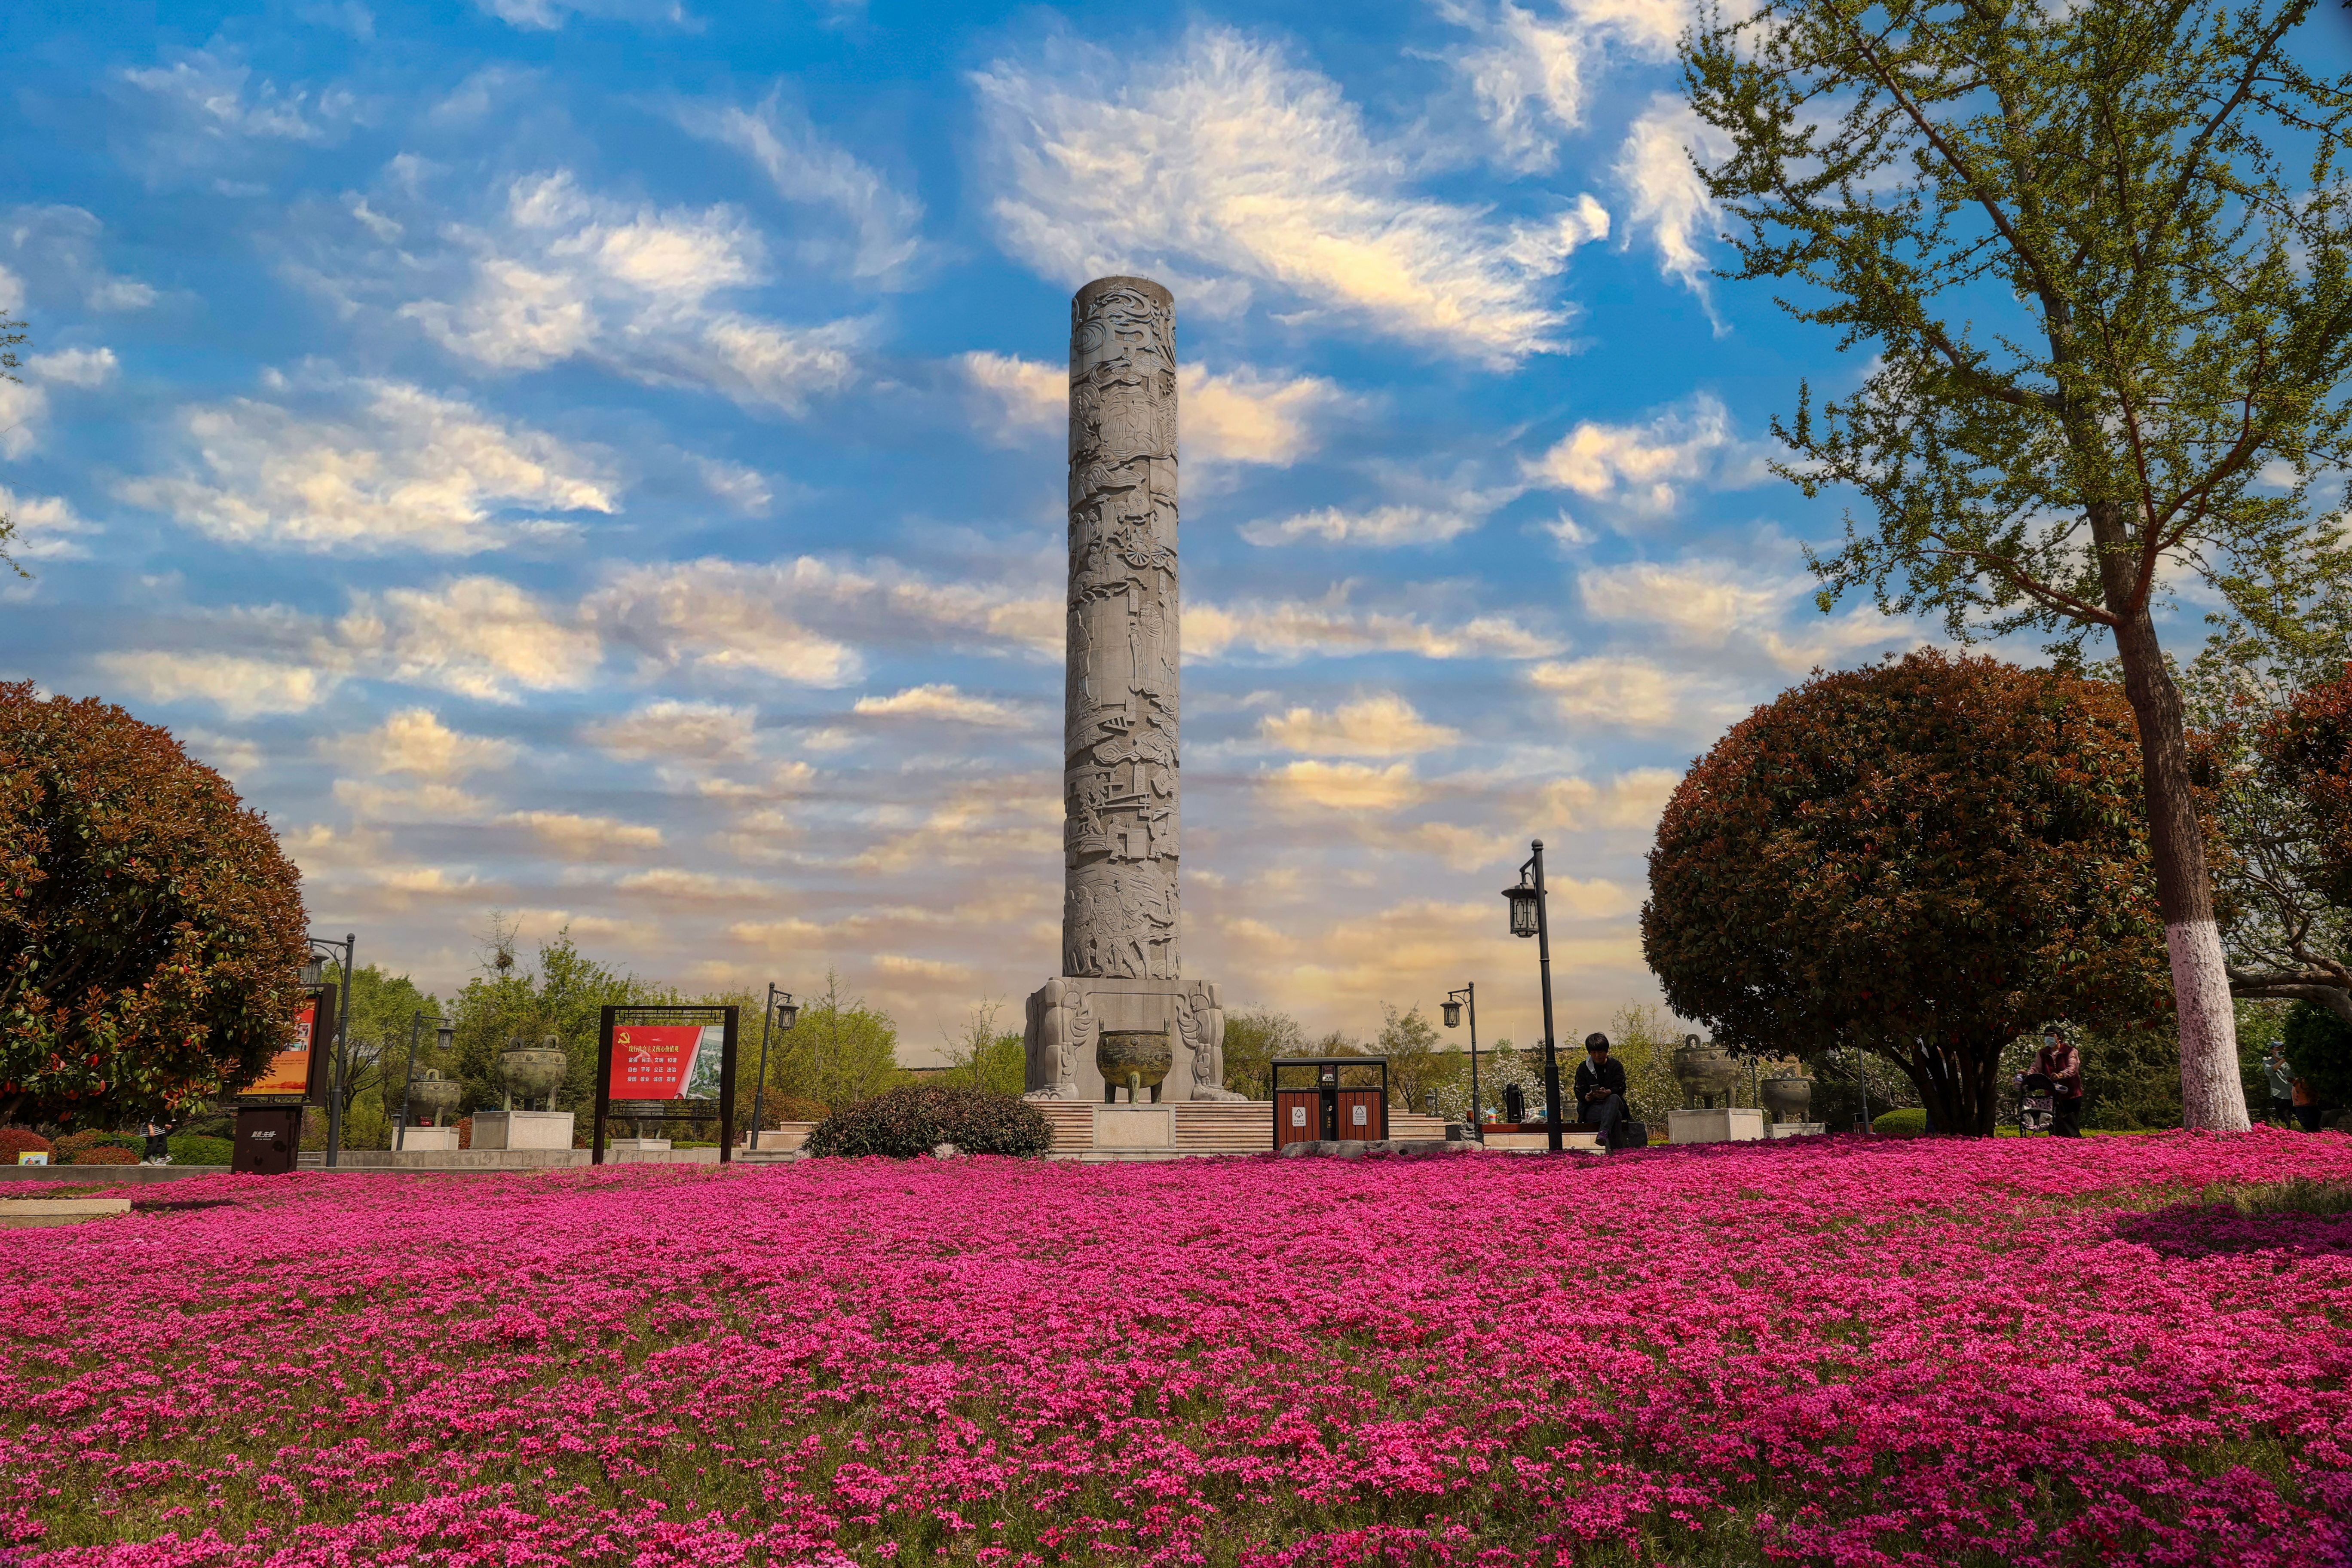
0,1197,133,1228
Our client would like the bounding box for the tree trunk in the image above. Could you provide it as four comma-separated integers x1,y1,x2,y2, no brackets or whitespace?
2087,502,2251,1131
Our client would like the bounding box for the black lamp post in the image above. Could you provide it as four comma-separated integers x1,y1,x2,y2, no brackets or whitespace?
302,932,356,1169
395,1013,454,1151
748,985,799,1152
1442,983,1483,1143
1501,842,1563,1154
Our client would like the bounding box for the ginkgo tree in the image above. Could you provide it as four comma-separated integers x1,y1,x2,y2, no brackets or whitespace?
1684,0,2352,1129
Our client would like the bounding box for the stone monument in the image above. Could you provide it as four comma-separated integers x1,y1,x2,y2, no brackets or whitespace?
1024,277,1244,1106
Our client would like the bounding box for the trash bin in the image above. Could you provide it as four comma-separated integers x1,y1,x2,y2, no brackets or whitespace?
1270,1057,1390,1148
233,1106,304,1175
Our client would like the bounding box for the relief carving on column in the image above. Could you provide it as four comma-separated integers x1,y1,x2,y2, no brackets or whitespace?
1023,976,1097,1100
1178,980,1246,1102
1063,277,1181,981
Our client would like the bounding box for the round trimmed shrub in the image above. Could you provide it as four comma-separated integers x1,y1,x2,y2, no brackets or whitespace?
1872,1107,1930,1137
168,1134,234,1166
68,1144,137,1166
0,1127,52,1163
52,1129,134,1164
806,1085,1053,1159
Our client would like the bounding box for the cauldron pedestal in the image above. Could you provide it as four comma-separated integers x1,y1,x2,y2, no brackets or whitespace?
470,1110,575,1150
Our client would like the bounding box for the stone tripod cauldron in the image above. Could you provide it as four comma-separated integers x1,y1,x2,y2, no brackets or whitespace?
1759,1072,1815,1124
1097,1028,1173,1102
499,1034,569,1112
1672,1035,1742,1110
406,1069,461,1126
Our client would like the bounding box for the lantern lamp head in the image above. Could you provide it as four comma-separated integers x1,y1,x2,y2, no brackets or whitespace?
1501,876,1541,938
300,956,326,988
435,1023,456,1053
776,994,799,1031
1442,999,1463,1029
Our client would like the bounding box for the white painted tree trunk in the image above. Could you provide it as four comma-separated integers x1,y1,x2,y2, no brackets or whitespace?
2169,918,2249,1133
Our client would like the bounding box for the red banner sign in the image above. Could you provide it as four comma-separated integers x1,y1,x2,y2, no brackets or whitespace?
244,988,332,1100
609,1023,723,1100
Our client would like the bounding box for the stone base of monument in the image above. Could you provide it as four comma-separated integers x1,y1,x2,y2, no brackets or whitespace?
329,1148,590,1169
471,1110,576,1150
1768,1121,1828,1139
1023,976,1245,1104
605,1137,670,1154
1481,1128,1605,1154
1669,1108,1767,1145
392,1126,460,1152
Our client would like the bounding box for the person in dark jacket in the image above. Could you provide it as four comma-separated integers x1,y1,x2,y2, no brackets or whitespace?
1574,1032,1629,1147
2033,1029,2085,1137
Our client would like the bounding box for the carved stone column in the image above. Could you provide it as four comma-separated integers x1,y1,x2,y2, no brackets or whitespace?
1026,277,1243,1106
1063,276,1180,981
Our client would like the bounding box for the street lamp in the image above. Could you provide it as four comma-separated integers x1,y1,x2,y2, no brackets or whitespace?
395,1012,455,1152
748,985,798,1152
1501,842,1563,1153
1443,983,1484,1143
302,932,356,1169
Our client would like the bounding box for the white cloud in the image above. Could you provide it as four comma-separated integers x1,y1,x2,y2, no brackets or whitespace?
0,262,21,314
1,208,156,312
1577,557,1788,647
1183,366,1350,466
590,556,1057,683
119,377,616,554
502,810,665,856
0,380,46,458
853,684,1031,726
1266,759,1428,812
972,26,1600,364
1528,655,1725,729
689,92,923,285
583,700,759,763
97,652,338,718
27,347,119,388
178,727,264,783
960,352,1346,466
1527,393,1763,514
1259,694,1460,756
340,576,601,701
1442,0,1691,173
473,0,688,30
1240,503,1482,548
0,486,98,560
325,707,518,782
1616,94,1736,316
120,47,355,147
401,172,863,416
1543,766,1684,832
1190,590,1560,662
613,867,774,904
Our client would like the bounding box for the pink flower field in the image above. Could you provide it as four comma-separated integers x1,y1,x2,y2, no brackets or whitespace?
5,1132,2351,1568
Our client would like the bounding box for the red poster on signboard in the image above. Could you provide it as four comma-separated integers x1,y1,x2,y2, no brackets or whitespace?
243,988,332,1100
610,1023,713,1100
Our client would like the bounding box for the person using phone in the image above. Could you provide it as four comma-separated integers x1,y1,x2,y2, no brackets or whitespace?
1574,1033,1629,1148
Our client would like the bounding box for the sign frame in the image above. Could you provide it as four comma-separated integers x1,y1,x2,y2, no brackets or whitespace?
594,1004,738,1166
238,985,337,1106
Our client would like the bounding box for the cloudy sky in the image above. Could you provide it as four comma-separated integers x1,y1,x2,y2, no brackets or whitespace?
4,0,2165,1063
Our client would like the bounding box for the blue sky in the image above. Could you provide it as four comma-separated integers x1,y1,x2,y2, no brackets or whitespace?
7,0,2245,1062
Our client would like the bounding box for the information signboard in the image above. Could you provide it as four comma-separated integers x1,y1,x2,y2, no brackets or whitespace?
240,986,334,1103
593,1004,737,1165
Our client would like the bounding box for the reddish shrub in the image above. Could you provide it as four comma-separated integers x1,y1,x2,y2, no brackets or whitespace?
0,1126,51,1162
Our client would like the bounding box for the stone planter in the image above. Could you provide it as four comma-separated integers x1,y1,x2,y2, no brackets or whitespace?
1759,1075,1814,1124
1096,1029,1172,1102
499,1035,568,1111
405,1072,461,1126
1671,1038,1741,1109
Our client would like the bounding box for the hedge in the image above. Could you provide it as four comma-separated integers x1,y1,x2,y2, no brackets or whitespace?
807,1085,1053,1159
1872,1107,1930,1137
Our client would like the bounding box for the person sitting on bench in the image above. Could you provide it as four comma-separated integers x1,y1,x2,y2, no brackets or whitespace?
1574,1033,1629,1146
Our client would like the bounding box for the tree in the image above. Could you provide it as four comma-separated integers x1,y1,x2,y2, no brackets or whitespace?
0,314,24,579
447,925,675,1119
0,684,308,1124
1375,1003,1451,1110
1219,1008,1305,1099
2186,649,2352,1023
943,1000,1027,1097
2281,1000,2352,1107
1684,0,2352,1130
1642,651,2178,1134
769,969,902,1111
318,962,437,1146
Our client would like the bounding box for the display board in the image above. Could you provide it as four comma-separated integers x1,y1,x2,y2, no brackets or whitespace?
240,986,335,1103
593,1004,737,1165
